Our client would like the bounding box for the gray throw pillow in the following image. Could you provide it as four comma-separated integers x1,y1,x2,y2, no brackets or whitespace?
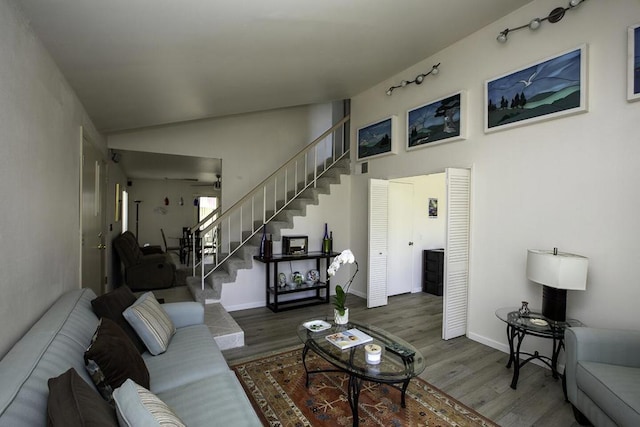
113,379,186,427
123,292,176,355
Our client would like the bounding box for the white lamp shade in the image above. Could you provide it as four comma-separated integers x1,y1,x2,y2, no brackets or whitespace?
526,249,588,290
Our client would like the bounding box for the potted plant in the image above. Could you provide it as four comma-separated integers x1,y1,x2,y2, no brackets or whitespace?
328,249,358,325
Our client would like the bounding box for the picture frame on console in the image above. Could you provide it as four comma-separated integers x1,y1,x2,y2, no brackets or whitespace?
406,91,466,151
629,23,640,102
356,116,397,161
485,45,588,133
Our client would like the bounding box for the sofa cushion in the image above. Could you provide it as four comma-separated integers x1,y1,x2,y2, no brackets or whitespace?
156,372,261,427
47,368,118,427
123,292,176,355
143,324,229,394
90,285,146,353
113,379,185,427
84,318,150,402
577,361,640,427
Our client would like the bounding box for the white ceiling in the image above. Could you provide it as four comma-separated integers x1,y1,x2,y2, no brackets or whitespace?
16,0,532,133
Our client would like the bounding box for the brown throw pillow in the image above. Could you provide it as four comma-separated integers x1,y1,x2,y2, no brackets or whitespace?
84,318,150,403
91,285,146,353
47,368,118,427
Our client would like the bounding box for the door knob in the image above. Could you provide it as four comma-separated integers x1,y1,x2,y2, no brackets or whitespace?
97,244,106,250
408,242,414,246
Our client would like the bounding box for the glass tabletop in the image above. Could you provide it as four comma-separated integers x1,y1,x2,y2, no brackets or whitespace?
495,307,583,336
297,320,425,382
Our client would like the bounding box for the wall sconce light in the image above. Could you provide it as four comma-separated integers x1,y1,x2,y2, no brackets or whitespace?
386,63,440,96
496,0,585,43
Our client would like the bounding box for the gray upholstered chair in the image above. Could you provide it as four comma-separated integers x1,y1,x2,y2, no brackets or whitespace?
565,327,640,426
113,231,176,291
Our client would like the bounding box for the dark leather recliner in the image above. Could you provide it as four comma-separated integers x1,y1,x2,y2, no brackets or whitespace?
113,231,176,291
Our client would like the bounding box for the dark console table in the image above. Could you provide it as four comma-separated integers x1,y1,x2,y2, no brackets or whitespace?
254,251,339,312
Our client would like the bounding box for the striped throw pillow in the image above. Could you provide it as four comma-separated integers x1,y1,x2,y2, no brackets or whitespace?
113,379,185,427
123,292,175,355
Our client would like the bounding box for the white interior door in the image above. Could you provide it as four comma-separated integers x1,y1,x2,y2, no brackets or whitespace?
367,179,388,308
387,181,414,296
81,136,106,295
442,168,471,340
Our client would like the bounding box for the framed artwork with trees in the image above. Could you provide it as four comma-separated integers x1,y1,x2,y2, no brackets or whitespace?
356,116,397,161
406,91,466,151
485,45,587,133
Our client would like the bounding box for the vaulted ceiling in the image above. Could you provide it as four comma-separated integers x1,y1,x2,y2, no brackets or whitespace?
16,0,532,133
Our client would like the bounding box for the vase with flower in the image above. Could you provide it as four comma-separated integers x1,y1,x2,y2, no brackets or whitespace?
328,249,359,325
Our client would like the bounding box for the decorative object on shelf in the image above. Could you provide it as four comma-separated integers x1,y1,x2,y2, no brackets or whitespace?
264,234,273,259
386,63,440,96
292,271,304,286
322,223,331,254
485,45,587,133
164,197,169,206
179,197,184,206
328,249,359,325
407,91,466,151
518,301,530,317
306,269,320,284
628,23,640,102
364,344,382,365
259,227,267,258
357,116,397,161
496,0,586,43
526,247,588,322
278,272,287,288
282,235,308,255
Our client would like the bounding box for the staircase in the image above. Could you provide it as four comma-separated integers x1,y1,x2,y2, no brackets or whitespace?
185,116,351,304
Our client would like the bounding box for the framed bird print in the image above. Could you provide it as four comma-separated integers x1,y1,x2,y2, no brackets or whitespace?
485,45,588,133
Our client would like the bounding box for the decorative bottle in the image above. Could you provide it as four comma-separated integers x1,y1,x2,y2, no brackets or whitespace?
264,234,273,259
329,231,333,254
259,227,267,258
322,223,331,254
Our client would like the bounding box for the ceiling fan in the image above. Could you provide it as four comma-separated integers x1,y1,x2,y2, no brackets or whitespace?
190,174,221,189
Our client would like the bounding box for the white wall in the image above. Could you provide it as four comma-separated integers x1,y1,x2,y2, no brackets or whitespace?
0,0,106,357
108,106,314,211
349,0,640,357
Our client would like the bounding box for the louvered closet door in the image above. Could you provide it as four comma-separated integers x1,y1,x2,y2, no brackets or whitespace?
367,179,389,308
443,168,471,340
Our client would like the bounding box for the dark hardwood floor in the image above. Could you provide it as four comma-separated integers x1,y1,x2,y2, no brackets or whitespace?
222,292,579,427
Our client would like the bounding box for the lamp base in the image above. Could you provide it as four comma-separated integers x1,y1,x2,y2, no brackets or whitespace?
542,285,567,322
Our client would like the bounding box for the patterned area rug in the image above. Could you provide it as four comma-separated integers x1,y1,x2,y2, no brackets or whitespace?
231,348,498,427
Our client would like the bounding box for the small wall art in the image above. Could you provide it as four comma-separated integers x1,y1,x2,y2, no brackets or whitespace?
628,23,640,102
428,198,438,218
407,91,466,151
357,116,397,161
485,45,587,133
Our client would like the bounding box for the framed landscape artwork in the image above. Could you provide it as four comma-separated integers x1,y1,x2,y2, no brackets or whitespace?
485,45,587,133
357,116,397,161
407,91,466,151
629,23,640,102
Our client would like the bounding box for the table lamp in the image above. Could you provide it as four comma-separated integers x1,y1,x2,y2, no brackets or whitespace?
526,248,588,322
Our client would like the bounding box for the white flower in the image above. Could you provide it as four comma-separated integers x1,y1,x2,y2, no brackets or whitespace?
327,249,356,277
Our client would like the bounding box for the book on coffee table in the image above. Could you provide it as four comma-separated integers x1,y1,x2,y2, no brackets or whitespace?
325,328,373,349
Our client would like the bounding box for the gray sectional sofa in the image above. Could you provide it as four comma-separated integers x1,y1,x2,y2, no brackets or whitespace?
0,288,261,426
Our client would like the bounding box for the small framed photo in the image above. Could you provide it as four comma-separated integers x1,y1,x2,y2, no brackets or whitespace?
628,23,640,102
428,198,438,218
357,116,397,161
407,91,466,151
485,45,588,133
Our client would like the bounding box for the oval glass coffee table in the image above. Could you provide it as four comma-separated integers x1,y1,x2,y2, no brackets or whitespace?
297,320,425,427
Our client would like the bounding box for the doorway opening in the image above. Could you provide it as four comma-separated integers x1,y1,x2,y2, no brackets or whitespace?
368,167,471,340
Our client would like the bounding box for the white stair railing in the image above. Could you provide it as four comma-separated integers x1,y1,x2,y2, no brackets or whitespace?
190,115,350,290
